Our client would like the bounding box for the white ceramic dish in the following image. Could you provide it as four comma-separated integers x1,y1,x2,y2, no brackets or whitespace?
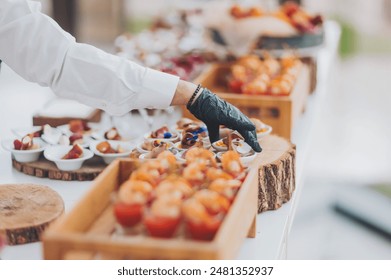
90,140,135,165
256,125,273,139
143,130,179,142
174,151,186,163
136,140,174,154
216,151,257,167
44,145,93,171
1,138,47,163
173,142,187,152
136,143,150,154
211,139,228,152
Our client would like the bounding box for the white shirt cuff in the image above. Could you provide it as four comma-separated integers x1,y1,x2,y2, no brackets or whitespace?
133,68,180,109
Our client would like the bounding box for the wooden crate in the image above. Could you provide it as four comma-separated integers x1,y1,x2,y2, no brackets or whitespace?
42,158,258,260
183,62,310,139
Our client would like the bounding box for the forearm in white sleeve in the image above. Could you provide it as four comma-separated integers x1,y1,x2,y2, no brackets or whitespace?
0,0,179,116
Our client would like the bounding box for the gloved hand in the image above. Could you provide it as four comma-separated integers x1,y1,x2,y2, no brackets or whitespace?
187,88,262,153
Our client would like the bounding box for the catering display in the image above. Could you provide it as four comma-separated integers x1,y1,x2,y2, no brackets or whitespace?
3,117,270,180
42,149,258,259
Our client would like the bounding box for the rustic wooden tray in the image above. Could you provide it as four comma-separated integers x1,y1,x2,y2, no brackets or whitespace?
0,184,64,245
12,156,106,181
42,158,258,260
184,62,310,139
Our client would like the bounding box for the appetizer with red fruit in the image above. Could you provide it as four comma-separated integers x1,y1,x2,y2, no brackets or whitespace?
13,134,39,150
182,190,230,241
143,196,182,238
62,144,83,160
114,180,153,228
113,148,248,241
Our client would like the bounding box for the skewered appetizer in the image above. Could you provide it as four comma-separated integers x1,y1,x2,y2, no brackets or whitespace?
13,134,40,150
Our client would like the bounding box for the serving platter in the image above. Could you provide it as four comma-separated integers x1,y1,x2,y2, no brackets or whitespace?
12,156,106,181
42,157,258,260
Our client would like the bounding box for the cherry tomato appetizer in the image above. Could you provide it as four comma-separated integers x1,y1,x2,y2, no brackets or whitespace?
144,215,181,238
114,202,143,227
186,219,221,241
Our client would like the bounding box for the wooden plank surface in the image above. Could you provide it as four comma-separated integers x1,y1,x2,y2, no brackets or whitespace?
0,184,64,245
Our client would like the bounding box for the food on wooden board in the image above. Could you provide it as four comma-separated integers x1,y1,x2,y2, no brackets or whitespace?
62,144,83,160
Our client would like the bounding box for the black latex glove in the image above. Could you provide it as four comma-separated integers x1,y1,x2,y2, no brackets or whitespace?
187,88,262,153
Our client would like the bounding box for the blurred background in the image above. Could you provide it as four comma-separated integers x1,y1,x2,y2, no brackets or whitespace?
26,0,391,259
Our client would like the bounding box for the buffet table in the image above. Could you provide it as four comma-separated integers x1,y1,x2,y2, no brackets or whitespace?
0,22,340,260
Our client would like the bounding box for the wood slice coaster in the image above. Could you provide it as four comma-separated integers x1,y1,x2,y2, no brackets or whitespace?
255,135,296,213
0,184,64,245
12,155,107,181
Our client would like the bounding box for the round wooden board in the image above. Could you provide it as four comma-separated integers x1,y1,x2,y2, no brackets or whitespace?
254,135,296,213
0,184,64,245
12,155,107,181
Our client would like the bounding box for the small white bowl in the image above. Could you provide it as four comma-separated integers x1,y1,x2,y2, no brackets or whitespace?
216,151,257,167
90,140,135,165
44,145,93,171
136,141,174,154
1,138,47,163
174,151,186,163
136,143,150,154
143,131,179,142
173,142,187,152
211,139,228,152
256,125,273,139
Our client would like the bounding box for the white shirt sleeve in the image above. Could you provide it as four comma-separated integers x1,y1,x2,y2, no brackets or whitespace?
0,0,179,116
